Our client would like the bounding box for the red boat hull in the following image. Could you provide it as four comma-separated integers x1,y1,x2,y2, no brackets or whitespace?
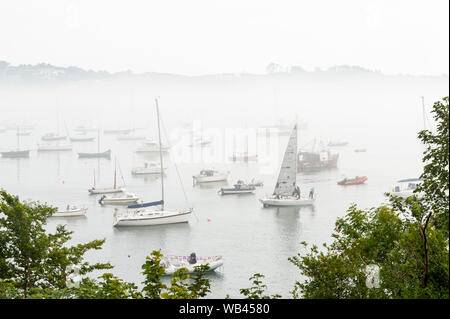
337,176,368,185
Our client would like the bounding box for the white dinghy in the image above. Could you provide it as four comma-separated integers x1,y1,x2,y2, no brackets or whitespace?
51,205,87,217
260,124,315,207
113,98,192,227
161,254,223,275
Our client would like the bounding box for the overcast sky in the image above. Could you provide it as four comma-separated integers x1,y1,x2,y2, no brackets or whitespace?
0,0,448,76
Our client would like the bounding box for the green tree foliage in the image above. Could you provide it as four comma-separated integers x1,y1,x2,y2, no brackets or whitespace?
239,273,281,299
290,97,449,299
0,192,212,299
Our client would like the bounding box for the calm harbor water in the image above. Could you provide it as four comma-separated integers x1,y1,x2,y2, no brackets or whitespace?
0,75,447,298
0,126,425,298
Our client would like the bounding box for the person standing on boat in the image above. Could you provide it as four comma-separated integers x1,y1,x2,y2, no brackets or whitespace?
309,187,315,199
293,185,301,199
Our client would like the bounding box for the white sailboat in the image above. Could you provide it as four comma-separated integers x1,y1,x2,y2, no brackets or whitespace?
113,98,192,227
260,124,314,207
88,163,125,194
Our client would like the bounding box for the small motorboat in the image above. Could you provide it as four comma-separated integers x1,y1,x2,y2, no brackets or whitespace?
354,148,367,153
51,206,87,217
219,180,256,195
161,253,223,275
193,169,229,183
337,176,368,185
391,178,424,198
131,162,166,175
98,193,139,205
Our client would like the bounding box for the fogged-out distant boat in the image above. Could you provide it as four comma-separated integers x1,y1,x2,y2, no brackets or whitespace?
104,128,133,134
117,133,146,141
135,139,170,153
328,140,348,147
354,148,367,153
16,130,32,136
41,133,67,141
69,135,95,142
1,128,30,158
131,162,166,175
0,150,30,158
78,149,111,158
78,130,110,158
37,143,73,151
75,125,98,133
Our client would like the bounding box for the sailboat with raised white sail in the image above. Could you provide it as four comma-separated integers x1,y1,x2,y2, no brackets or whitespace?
259,124,314,207
113,98,192,227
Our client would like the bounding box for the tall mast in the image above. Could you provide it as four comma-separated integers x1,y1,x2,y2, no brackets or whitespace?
16,126,20,151
155,98,165,210
97,129,100,152
113,159,117,189
421,96,426,130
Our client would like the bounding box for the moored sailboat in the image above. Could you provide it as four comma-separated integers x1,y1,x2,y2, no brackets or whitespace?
113,98,192,227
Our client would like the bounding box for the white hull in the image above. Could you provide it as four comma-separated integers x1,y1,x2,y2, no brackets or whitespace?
392,190,423,199
113,210,191,227
88,187,124,194
193,174,228,183
163,257,223,275
52,208,87,217
260,197,314,207
101,199,138,205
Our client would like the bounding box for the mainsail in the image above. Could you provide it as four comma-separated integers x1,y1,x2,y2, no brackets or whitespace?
273,124,298,196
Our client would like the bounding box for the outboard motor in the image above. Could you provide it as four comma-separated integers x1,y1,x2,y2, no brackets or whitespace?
98,195,106,204
188,252,197,264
